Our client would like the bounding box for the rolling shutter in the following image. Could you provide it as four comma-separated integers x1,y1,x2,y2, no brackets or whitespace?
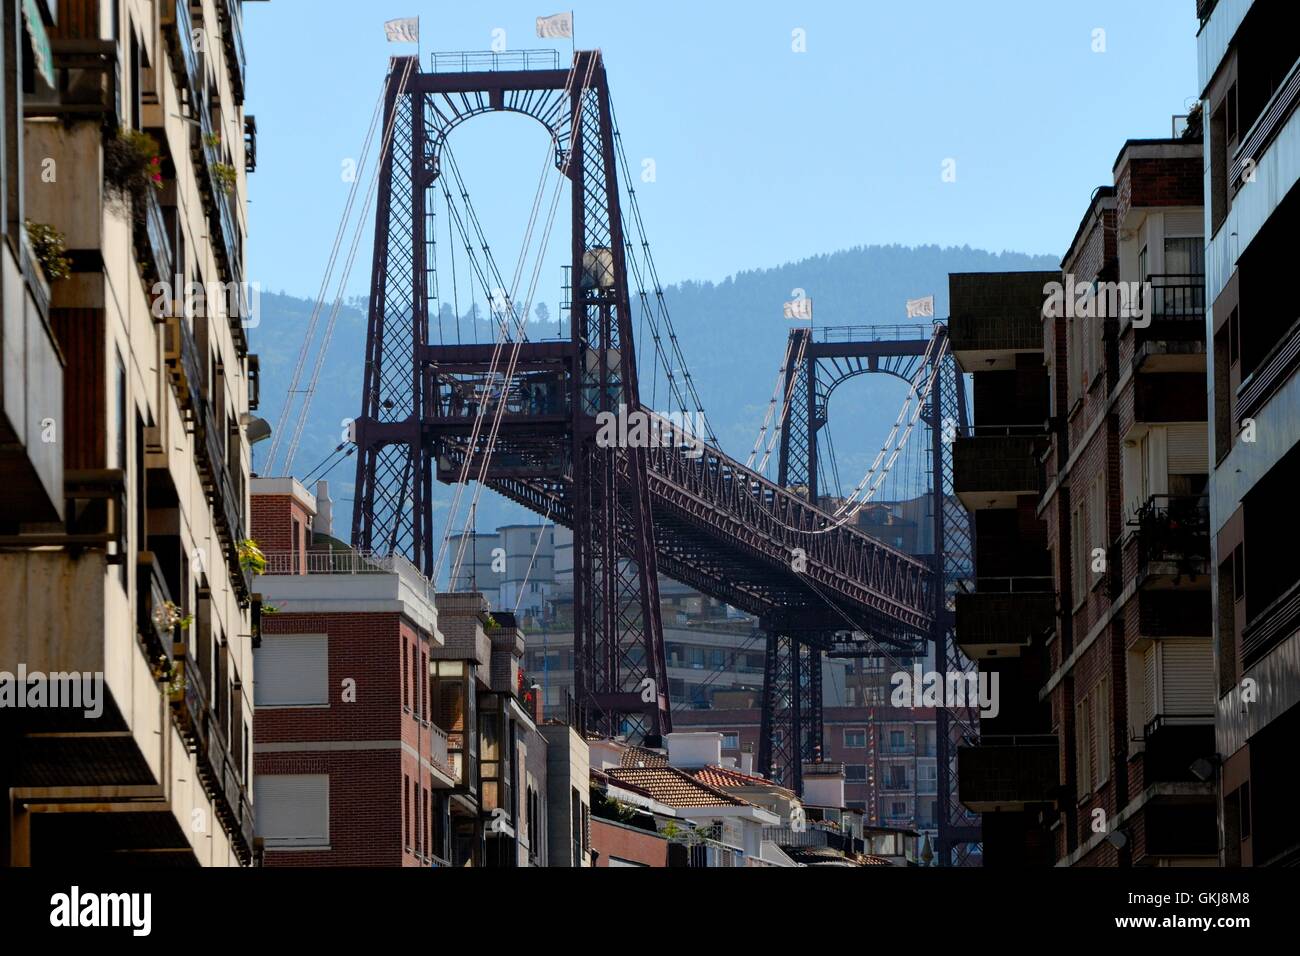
256,774,329,846
1160,639,1214,716
1142,644,1158,732
1167,423,1208,474
254,633,328,706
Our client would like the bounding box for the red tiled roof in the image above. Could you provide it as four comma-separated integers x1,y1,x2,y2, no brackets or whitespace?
619,745,669,768
605,766,747,808
693,764,792,795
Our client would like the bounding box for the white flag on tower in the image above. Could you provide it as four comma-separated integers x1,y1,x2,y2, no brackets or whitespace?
905,295,935,318
536,12,574,39
384,17,419,44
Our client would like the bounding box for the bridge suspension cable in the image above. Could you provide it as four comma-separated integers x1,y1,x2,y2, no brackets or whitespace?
264,73,391,474
280,59,420,475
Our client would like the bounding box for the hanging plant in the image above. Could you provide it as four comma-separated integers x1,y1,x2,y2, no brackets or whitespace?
238,538,266,575
203,131,223,150
212,162,238,196
24,220,72,282
104,128,164,203
151,600,193,634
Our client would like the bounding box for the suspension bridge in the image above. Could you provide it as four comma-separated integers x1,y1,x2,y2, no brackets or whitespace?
268,49,980,864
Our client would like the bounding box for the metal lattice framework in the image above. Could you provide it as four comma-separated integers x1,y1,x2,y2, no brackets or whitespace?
761,324,981,865
351,53,938,753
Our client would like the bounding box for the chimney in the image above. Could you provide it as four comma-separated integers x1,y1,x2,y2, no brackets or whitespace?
664,732,722,769
315,480,333,537
739,746,755,776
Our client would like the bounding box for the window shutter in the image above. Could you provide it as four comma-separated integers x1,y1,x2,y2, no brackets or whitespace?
1160,639,1214,716
1166,423,1208,474
1142,644,1158,733
254,633,329,706
257,774,329,846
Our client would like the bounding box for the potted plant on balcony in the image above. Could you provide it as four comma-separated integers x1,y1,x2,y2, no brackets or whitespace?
104,128,164,206
24,220,72,283
212,162,238,196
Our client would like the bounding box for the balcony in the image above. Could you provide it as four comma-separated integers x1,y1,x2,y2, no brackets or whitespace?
955,585,1055,659
1238,315,1300,421
136,551,178,668
215,0,248,104
23,39,119,128
948,271,1054,372
957,735,1059,812
953,434,1042,510
1241,578,1300,669
0,233,63,526
133,187,175,286
244,116,258,172
1141,714,1216,784
1231,56,1300,197
1133,275,1206,372
1130,495,1210,589
161,0,202,114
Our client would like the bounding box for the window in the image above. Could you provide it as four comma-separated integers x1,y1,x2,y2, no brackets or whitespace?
1075,695,1094,796
843,730,866,748
721,732,739,750
402,640,409,710
254,634,329,706
845,764,867,782
1096,678,1111,786
257,775,329,847
889,730,906,751
404,773,412,850
890,801,907,817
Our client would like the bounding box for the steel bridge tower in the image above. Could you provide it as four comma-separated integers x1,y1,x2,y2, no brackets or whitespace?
351,51,670,738
759,324,982,865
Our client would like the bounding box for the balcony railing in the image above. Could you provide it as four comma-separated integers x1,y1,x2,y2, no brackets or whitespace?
134,187,175,285
953,435,1042,505
956,589,1055,654
1231,56,1300,194
957,735,1059,811
430,49,560,73
161,0,202,112
1141,714,1215,784
215,0,247,104
1130,494,1210,584
23,39,119,127
261,548,435,600
1238,315,1300,420
429,724,453,780
1241,577,1300,669
136,551,177,667
1136,274,1206,336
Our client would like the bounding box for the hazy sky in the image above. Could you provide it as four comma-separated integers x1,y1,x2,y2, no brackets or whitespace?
242,0,1199,303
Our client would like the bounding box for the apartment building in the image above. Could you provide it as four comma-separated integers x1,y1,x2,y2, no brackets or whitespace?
251,483,565,866
250,478,458,866
952,128,1218,865
1198,0,1300,867
0,0,258,865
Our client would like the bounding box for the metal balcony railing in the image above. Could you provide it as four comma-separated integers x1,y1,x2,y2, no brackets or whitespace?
1231,56,1300,194
953,435,1042,498
134,187,175,284
136,551,176,666
161,0,202,113
1238,315,1300,420
24,39,120,127
957,735,1059,809
1241,577,1300,669
215,0,247,103
430,49,561,73
260,548,435,601
1130,494,1209,581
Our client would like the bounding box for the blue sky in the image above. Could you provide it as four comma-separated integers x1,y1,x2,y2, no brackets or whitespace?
243,0,1199,302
